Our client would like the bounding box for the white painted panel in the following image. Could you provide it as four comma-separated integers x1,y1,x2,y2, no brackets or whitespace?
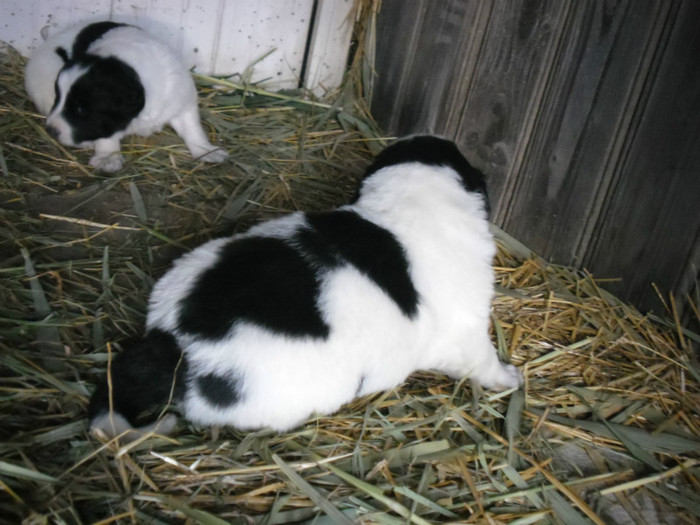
304,0,354,96
1,0,114,49
108,0,195,61
0,0,354,91
213,0,313,87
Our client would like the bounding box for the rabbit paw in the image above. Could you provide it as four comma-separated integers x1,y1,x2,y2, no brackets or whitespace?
478,362,523,390
90,152,124,172
197,147,229,163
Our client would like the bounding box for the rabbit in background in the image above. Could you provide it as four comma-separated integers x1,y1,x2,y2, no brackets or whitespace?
88,135,522,438
25,21,228,172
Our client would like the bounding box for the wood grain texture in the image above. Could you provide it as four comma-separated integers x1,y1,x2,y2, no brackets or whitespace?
372,0,482,134
451,0,569,216
500,1,670,261
585,0,700,309
371,0,432,132
371,0,700,317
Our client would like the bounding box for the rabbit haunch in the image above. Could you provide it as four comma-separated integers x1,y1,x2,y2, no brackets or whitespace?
88,136,522,437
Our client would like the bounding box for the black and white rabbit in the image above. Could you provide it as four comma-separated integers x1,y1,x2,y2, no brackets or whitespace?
88,136,522,438
25,21,228,172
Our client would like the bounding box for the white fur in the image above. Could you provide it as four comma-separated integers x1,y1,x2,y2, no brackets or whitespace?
141,161,521,432
91,412,177,442
25,22,228,172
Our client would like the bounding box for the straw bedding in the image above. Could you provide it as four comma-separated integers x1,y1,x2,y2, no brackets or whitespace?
1,36,698,525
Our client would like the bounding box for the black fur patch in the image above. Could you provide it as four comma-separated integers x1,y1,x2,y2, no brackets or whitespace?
55,21,124,66
297,210,419,318
88,329,187,427
51,80,62,114
54,46,69,63
197,373,242,407
64,57,145,143
72,22,127,60
178,236,329,340
52,22,144,143
359,136,490,215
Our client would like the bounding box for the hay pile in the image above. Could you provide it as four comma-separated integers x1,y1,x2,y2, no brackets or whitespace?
1,38,698,525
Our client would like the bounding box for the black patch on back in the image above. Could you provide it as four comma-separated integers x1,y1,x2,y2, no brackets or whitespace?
72,22,127,59
297,210,419,318
358,136,491,215
197,373,242,408
178,236,329,341
88,329,187,427
64,57,145,143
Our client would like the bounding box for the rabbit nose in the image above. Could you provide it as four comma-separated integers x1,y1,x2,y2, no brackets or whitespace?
46,125,59,139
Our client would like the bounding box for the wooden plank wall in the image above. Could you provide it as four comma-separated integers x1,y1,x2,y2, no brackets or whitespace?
371,0,700,320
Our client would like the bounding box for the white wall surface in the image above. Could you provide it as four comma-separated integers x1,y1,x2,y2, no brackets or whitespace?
0,0,354,93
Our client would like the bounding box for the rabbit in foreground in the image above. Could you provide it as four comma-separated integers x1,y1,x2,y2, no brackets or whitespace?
25,21,228,172
89,136,522,438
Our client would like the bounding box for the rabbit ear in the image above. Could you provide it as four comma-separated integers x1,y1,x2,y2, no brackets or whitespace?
55,46,69,63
